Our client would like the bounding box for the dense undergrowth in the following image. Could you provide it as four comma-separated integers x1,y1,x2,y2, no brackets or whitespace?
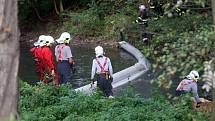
60,3,214,89
137,15,215,89
19,1,214,120
19,81,210,121
58,0,138,41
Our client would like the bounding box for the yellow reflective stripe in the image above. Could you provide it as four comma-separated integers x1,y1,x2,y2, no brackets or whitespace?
176,8,180,10
150,6,155,8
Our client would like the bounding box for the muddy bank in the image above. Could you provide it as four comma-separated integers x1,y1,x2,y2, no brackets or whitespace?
20,31,118,49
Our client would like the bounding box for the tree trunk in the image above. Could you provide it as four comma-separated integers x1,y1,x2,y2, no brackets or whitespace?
213,75,215,120
212,0,215,25
53,0,60,15
212,0,215,120
59,0,64,12
28,0,45,21
0,0,19,120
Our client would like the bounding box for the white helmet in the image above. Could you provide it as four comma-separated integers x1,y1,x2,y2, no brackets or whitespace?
60,32,71,39
139,5,146,11
187,70,199,82
95,46,104,57
39,35,54,47
176,0,183,6
33,41,40,47
38,35,46,42
55,37,64,44
37,35,46,47
45,36,55,46
60,32,71,44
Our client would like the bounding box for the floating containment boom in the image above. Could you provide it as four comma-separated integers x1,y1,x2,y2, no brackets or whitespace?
75,41,150,94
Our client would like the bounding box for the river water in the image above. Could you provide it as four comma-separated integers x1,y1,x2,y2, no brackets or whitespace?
20,43,204,98
19,43,138,88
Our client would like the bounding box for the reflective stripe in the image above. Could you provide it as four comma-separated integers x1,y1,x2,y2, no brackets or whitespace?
57,45,65,61
150,6,155,8
96,57,108,72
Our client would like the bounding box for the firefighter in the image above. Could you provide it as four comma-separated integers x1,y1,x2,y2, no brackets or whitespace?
29,35,46,81
40,35,58,85
136,4,148,42
176,70,202,107
148,0,164,17
55,32,74,84
91,46,114,98
175,0,187,16
136,4,148,24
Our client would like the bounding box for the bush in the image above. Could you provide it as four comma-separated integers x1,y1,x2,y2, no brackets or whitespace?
132,14,214,89
19,81,210,121
59,0,139,40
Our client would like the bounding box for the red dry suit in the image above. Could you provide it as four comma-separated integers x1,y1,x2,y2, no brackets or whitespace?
30,47,43,81
41,46,58,85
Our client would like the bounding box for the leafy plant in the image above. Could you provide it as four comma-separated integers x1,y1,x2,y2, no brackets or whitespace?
19,81,210,121
124,14,215,89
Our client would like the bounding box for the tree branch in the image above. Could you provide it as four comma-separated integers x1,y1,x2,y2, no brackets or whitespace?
53,0,60,15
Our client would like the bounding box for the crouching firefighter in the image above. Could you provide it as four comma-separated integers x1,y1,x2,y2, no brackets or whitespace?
91,46,114,98
55,32,74,84
176,70,202,107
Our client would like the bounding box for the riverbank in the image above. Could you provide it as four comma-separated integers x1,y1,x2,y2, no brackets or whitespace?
19,17,118,48
19,27,118,49
19,81,211,121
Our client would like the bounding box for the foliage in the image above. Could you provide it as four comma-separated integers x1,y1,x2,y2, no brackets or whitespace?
202,60,215,93
19,81,210,121
61,10,105,38
130,14,214,89
18,1,214,119
18,0,54,24
18,0,92,24
18,0,31,23
59,0,138,40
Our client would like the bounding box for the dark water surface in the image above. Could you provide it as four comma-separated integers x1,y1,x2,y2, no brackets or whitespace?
20,43,196,98
18,44,137,88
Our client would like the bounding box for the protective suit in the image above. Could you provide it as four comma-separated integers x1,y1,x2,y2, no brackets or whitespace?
29,35,45,81
176,70,201,103
40,35,58,85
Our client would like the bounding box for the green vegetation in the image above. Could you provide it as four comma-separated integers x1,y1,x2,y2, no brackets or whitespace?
58,0,215,89
19,0,214,120
19,81,210,121
138,15,214,88
60,0,138,40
